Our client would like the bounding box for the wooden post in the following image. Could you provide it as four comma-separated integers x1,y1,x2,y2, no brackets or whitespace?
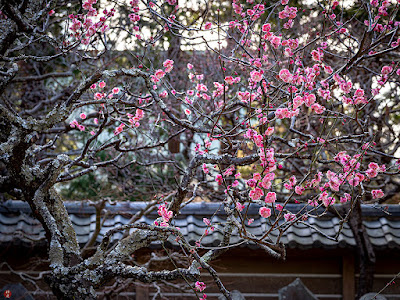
342,254,355,300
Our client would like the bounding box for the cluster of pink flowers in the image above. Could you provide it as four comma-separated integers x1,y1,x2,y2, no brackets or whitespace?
151,60,174,83
212,165,241,192
129,13,140,22
318,191,334,207
284,213,296,222
82,0,98,14
275,107,299,119
112,0,398,241
366,162,386,178
224,76,241,85
340,193,351,203
260,173,275,189
333,74,352,94
163,59,174,72
127,108,145,128
212,82,227,98
260,22,281,49
159,91,168,98
69,119,85,131
311,172,323,188
278,5,297,19
242,132,278,203
223,165,235,177
195,281,206,292
308,198,318,207
279,69,293,83
295,186,305,195
265,127,274,136
232,0,265,20
128,0,140,34
244,129,262,147
66,1,112,46
278,4,297,28
324,171,340,192
204,22,212,30
202,163,209,174
90,81,108,100
94,92,105,100
114,109,144,135
156,203,173,226
194,138,214,155
236,202,245,212
371,189,384,199
311,49,324,62
282,38,299,56
114,123,125,135
297,150,387,206
293,93,316,109
341,88,368,105
215,174,223,185
274,78,326,117
196,83,208,92
258,147,276,172
332,152,363,187
284,176,297,190
237,91,251,102
202,218,215,234
154,69,166,80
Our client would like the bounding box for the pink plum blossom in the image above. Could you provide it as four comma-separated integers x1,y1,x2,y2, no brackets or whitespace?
250,70,263,82
259,207,271,218
265,127,274,136
340,193,351,203
265,192,276,203
236,202,245,212
155,69,166,79
195,281,206,292
112,87,120,94
215,174,223,185
295,186,304,195
371,189,384,199
284,213,295,222
279,69,292,83
381,65,392,75
249,187,264,200
163,59,174,72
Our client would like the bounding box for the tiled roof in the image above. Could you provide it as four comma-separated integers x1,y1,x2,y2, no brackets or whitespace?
0,201,399,250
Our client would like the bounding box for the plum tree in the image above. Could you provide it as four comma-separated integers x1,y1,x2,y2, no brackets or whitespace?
0,0,399,298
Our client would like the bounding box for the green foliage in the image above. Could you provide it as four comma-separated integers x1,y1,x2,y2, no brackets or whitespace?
60,173,107,200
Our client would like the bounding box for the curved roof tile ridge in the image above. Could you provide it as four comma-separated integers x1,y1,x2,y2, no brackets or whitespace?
0,201,399,250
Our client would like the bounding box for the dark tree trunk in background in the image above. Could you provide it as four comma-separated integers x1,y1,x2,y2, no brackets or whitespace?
350,201,376,299
337,201,376,299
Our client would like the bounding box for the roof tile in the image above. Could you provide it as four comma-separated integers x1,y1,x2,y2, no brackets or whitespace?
0,201,399,250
